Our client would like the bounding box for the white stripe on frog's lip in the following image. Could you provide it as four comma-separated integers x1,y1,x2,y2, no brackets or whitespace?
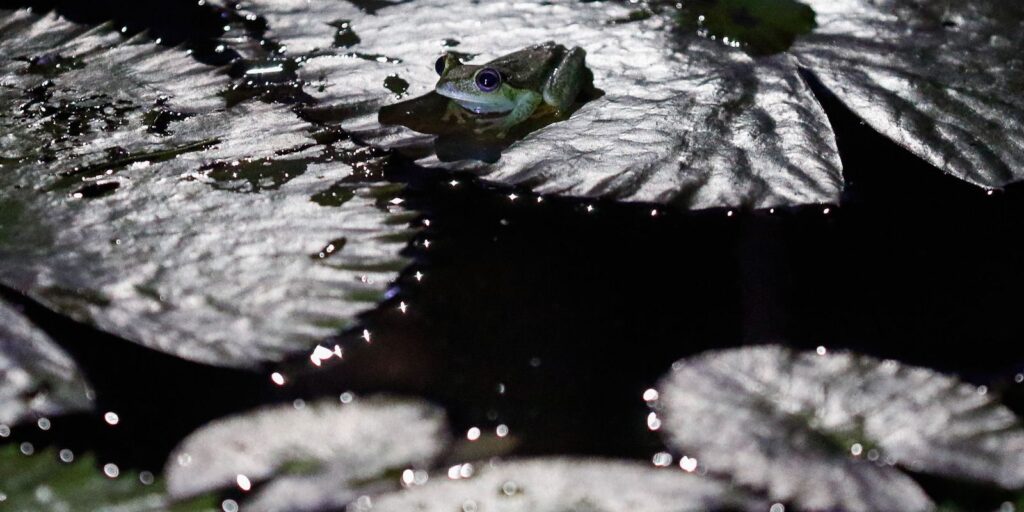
435,85,515,114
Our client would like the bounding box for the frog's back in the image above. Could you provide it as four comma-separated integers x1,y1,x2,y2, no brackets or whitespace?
488,42,567,90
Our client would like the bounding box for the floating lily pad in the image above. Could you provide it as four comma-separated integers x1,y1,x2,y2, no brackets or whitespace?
222,0,1024,207
793,0,1024,190
654,346,1024,512
216,0,843,210
0,299,92,427
0,445,215,511
165,396,450,511
0,10,414,368
364,458,761,511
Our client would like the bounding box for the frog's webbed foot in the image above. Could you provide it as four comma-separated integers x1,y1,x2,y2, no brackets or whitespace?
441,102,471,124
472,116,512,139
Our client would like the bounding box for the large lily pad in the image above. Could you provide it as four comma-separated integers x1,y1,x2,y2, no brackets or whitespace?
221,0,843,210
0,445,215,511
654,346,1024,512
0,10,414,368
224,0,1024,207
795,0,1024,189
364,458,761,511
0,298,92,426
165,396,450,511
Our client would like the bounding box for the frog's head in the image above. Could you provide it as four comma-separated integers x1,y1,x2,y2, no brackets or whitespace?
433,53,515,112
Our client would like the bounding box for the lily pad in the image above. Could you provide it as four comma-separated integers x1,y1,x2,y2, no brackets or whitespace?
0,10,414,368
794,0,1024,189
165,396,450,511
0,445,215,511
0,298,92,427
224,0,1024,206
654,346,1024,512
218,0,844,210
364,458,761,511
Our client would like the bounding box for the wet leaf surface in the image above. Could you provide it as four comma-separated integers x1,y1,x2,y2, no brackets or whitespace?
364,457,762,512
655,346,1024,512
165,396,450,511
218,0,844,210
795,0,1024,190
0,299,92,427
222,0,1024,206
0,10,414,368
0,444,216,511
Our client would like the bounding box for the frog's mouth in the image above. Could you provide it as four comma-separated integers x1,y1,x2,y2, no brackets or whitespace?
436,86,514,115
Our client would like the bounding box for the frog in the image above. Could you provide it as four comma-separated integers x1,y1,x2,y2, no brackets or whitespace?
434,42,588,138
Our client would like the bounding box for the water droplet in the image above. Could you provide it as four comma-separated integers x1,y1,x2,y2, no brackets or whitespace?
500,480,519,496
652,452,673,467
647,412,662,430
104,411,120,425
236,474,252,491
103,463,120,478
401,469,415,487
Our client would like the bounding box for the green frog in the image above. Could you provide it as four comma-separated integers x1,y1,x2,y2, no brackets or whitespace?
434,42,587,138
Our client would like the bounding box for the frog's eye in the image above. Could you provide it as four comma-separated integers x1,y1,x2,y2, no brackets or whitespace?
475,67,502,92
434,55,447,75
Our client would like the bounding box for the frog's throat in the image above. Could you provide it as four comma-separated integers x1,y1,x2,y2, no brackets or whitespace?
453,99,514,115
436,89,515,114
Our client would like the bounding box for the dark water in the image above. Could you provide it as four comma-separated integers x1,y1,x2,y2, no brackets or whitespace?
1,0,1023,510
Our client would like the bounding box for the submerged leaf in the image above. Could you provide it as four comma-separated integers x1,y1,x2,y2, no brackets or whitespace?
794,0,1024,189
218,0,843,210
655,346,1024,512
0,299,92,426
0,10,413,368
365,458,761,511
165,396,450,511
0,445,215,511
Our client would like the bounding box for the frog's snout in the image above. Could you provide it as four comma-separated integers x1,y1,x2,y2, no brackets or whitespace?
434,81,459,100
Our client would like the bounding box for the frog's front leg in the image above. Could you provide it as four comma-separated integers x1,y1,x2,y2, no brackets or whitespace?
441,101,471,124
473,90,542,138
543,46,587,113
